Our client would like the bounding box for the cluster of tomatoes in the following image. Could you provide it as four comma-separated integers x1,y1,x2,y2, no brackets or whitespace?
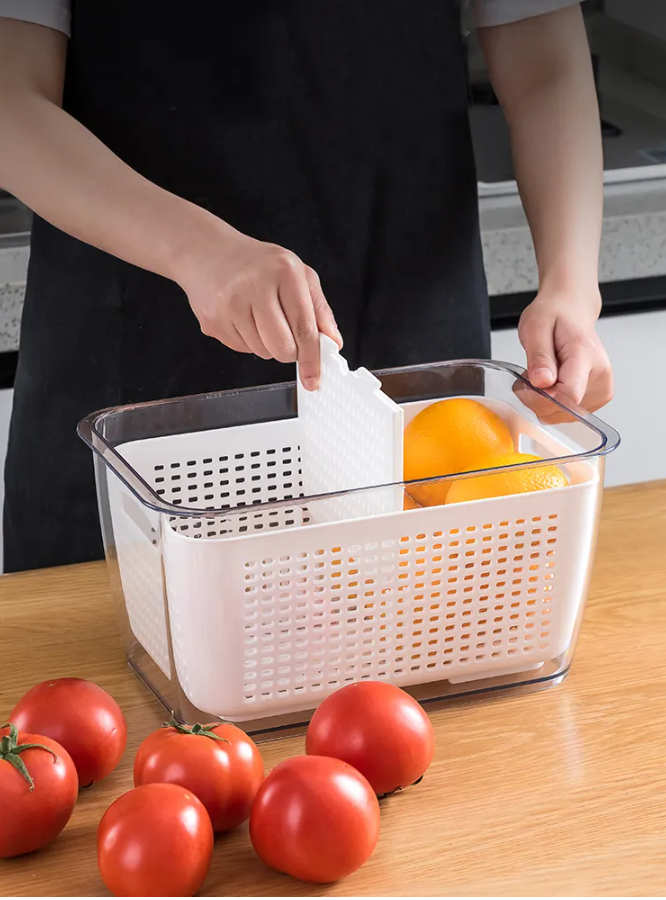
0,677,434,895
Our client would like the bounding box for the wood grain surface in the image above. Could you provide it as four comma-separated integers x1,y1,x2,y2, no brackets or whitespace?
1,482,665,897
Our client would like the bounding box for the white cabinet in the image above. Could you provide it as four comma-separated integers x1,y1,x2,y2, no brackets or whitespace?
0,388,13,573
492,309,666,488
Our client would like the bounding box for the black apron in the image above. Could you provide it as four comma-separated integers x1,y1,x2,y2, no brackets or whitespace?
4,0,489,573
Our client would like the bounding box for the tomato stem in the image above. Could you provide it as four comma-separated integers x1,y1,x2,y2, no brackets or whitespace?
0,723,58,791
161,720,229,743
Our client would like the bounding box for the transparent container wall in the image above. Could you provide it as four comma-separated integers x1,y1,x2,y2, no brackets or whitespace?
92,380,298,448
82,362,618,738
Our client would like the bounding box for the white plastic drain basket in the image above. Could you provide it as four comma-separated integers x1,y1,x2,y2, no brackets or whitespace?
80,357,619,730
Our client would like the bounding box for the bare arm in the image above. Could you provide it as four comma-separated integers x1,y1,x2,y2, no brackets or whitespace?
478,5,612,410
0,19,340,387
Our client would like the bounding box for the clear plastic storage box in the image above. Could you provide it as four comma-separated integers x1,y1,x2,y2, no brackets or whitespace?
79,356,619,738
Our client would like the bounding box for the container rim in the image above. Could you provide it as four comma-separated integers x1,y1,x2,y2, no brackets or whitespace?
77,358,620,518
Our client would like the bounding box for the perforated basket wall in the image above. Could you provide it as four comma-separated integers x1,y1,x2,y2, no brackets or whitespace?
108,408,600,721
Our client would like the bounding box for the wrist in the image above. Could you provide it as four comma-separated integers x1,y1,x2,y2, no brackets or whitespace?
537,266,602,317
159,200,240,287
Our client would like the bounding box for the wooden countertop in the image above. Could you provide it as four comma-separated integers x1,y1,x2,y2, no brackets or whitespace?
1,481,666,897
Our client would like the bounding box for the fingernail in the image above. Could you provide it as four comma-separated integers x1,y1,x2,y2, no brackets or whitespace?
304,376,319,392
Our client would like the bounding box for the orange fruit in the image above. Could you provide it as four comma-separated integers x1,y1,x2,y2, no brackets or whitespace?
445,452,568,505
404,398,514,506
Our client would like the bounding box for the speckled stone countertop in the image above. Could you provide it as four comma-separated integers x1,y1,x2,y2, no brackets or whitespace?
481,176,666,295
2,177,666,354
0,243,29,354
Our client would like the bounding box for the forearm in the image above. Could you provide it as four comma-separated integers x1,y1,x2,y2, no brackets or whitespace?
0,89,224,282
477,6,612,410
480,5,603,300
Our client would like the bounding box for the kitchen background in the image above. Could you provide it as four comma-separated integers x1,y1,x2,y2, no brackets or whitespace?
1,0,665,572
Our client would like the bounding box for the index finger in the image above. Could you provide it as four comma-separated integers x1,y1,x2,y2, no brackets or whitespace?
555,343,592,407
512,380,578,426
279,268,321,390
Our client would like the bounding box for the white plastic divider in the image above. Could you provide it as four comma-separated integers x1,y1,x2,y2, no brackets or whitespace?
297,335,404,523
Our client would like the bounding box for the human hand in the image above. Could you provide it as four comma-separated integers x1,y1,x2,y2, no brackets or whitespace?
172,217,342,390
518,285,613,413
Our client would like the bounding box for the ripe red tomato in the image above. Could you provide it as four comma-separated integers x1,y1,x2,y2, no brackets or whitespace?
0,724,78,858
306,681,435,796
250,755,380,883
11,677,127,786
134,721,264,833
97,783,213,897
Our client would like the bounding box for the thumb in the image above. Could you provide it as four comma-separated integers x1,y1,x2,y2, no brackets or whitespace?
520,313,557,389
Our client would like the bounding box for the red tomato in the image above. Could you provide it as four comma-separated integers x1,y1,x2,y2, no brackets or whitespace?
306,681,435,796
250,755,380,883
0,724,78,858
97,783,213,897
11,677,127,786
134,721,264,833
